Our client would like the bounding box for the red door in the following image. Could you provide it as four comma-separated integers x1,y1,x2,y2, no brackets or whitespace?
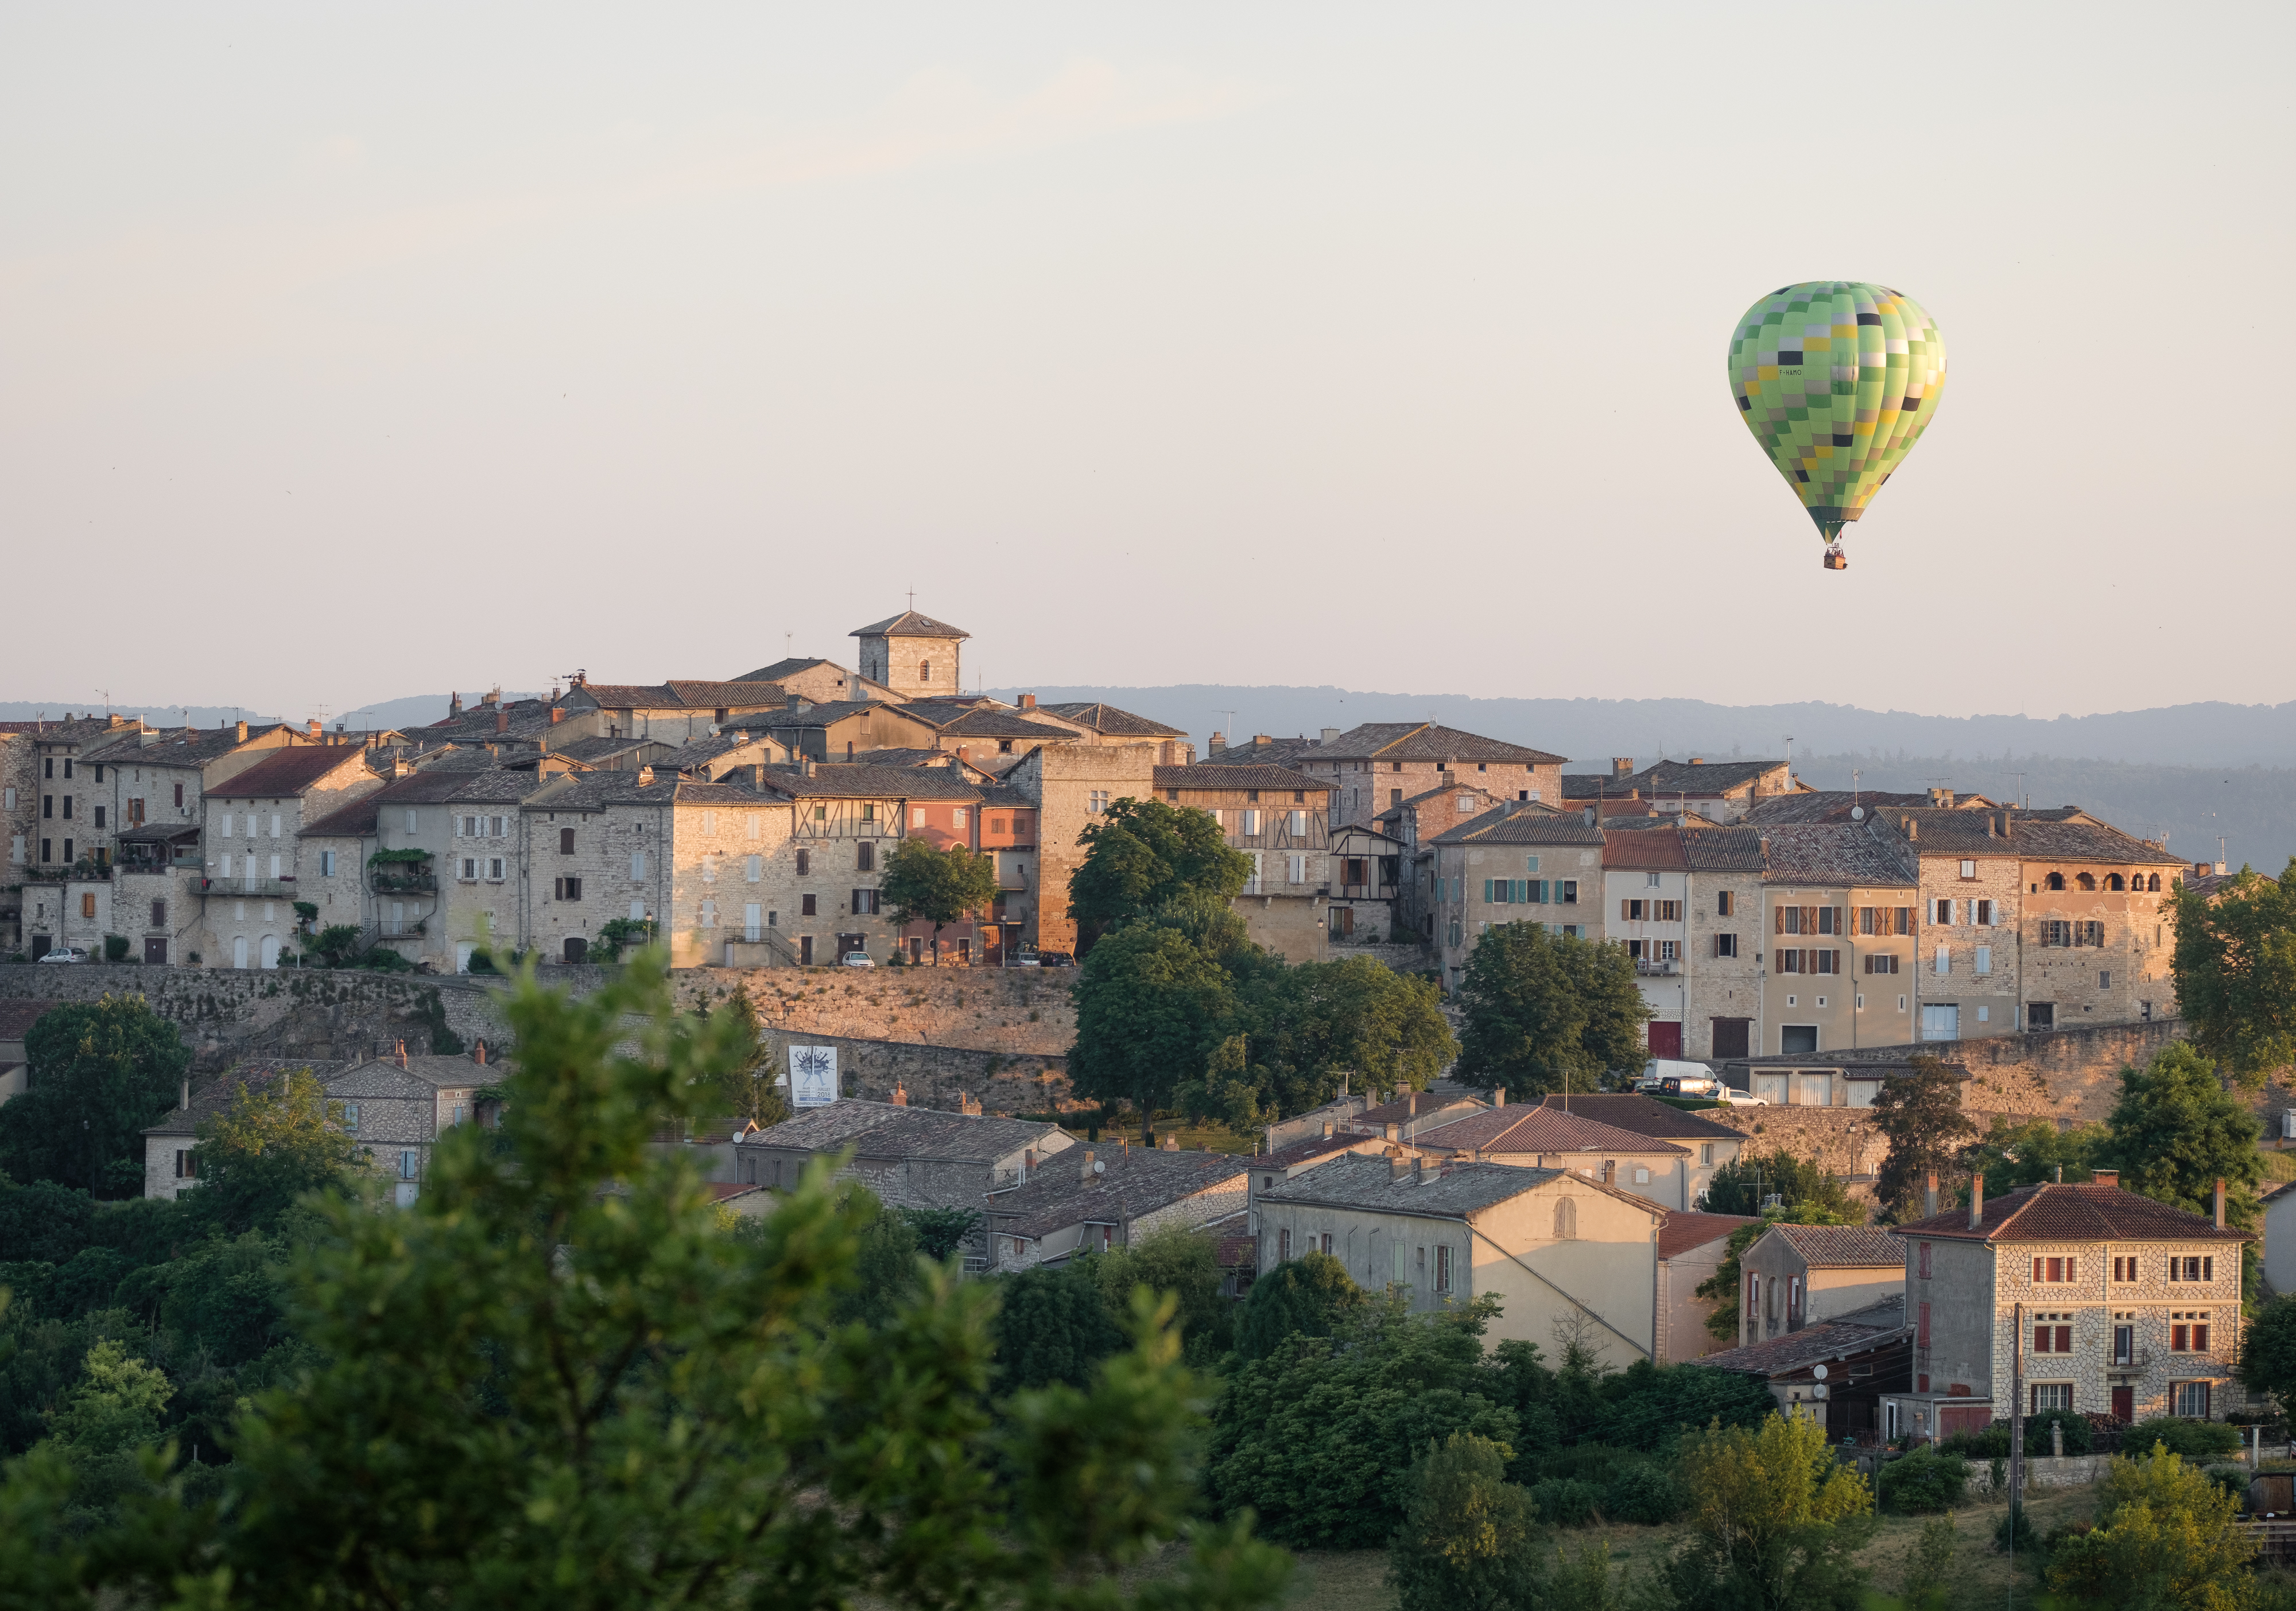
2112,1387,2134,1423
1649,1021,1683,1058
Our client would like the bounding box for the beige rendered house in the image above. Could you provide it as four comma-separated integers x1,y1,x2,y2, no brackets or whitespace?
1738,1223,1907,1348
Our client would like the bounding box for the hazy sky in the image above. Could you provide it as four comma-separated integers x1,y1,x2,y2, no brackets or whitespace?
7,4,2290,724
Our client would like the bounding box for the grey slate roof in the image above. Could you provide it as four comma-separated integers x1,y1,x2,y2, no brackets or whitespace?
898,703,1078,741
1759,823,1916,888
1532,1093,1746,1142
1430,803,1606,847
1259,1152,1638,1218
1695,1297,1910,1378
142,1060,352,1138
731,656,849,684
1038,701,1186,739
760,763,983,801
1681,826,1767,872
207,746,370,799
1198,737,1324,768
1744,790,1949,825
851,610,970,640
986,1148,1247,1240
744,1098,1062,1164
1153,764,1324,793
1874,807,2183,867
1309,722,1566,766
1415,1105,1690,1156
1761,1224,1907,1267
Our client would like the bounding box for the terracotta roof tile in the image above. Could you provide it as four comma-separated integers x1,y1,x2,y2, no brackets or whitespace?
1531,1093,1747,1140
1764,1224,1906,1267
1659,1211,1763,1260
1040,701,1186,739
1894,1181,2252,1244
1416,1106,1690,1156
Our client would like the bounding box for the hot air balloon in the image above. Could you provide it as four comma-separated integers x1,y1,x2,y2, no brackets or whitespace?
1728,281,1946,569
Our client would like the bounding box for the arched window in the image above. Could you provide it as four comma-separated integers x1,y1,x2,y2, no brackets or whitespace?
2047,872,2065,891
2077,872,2096,891
1553,1197,1577,1240
920,661,932,682
2148,873,2162,892
2107,874,2125,891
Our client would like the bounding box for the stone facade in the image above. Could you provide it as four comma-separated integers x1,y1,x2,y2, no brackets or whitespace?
1428,806,1607,988
851,610,968,700
1153,762,1333,962
1003,742,1159,956
1758,822,1919,1059
1283,722,1569,831
195,747,381,971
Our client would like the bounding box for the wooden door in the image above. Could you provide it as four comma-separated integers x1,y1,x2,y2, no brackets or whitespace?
1711,1018,1751,1058
2112,1386,2134,1423
1649,1021,1683,1058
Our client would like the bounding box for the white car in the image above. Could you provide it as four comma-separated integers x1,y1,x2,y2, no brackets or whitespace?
37,946,88,964
839,950,875,968
1718,1089,1770,1107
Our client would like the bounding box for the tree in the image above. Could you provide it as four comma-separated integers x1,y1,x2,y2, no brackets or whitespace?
1068,921,1237,1134
1869,1056,1980,1222
707,983,790,1129
1695,1158,1860,1342
1452,925,1649,1098
1386,1432,1546,1611
2047,1442,2258,1609
881,838,999,964
590,915,654,960
0,951,1295,1610
1067,798,1253,946
1959,1113,2108,1194
183,1067,371,1237
0,995,191,1196
2237,1293,2296,1412
1661,1412,1876,1610
992,1260,1128,1392
2100,1043,2265,1234
898,1206,983,1263
1232,1250,1364,1361
1184,956,1459,1131
2170,861,2296,1088
1095,1224,1232,1366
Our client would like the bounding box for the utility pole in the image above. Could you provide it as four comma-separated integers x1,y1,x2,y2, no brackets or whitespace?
2010,1301,2026,1572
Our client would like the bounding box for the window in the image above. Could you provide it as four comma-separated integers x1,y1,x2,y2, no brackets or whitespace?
856,842,874,872
1935,945,1950,975
488,857,505,881
2033,1256,2078,1283
320,850,335,877
1435,1245,1453,1293
174,783,184,808
795,849,810,875
1864,953,1898,974
802,894,817,917
1658,940,1677,962
1287,809,1308,835
460,857,479,881
1973,945,1992,975
560,828,576,855
82,892,96,919
1553,1198,1576,1239
2031,1383,2073,1412
851,889,880,915
2113,1324,2134,1364
1654,900,1681,921
1717,890,1733,916
1089,791,1110,814
700,900,716,929
2173,1381,2212,1418
1278,1229,1291,1261
342,1104,360,1133
1287,854,1306,884
1716,933,1739,957
150,899,167,927
1919,1241,1932,1279
174,1148,197,1179
1456,794,1476,812
2170,1314,2212,1352
1933,898,1954,925
744,904,762,941
860,803,876,824
1959,859,1977,879
701,855,718,884
1647,871,1663,888
93,805,105,828
555,876,583,900
2100,970,2112,989
1973,899,1994,926
1240,809,1261,836
2113,1256,2139,1282
1623,899,1646,920
2168,1256,2214,1283
399,1151,420,1181
631,851,647,879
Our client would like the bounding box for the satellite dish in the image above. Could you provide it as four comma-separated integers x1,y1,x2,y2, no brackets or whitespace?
1093,1159,1106,1175
1850,806,1865,821
1812,1364,1829,1380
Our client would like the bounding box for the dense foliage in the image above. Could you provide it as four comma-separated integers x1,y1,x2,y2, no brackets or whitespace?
1868,1055,1979,1222
1876,1447,1969,1513
880,837,1000,962
0,996,192,1197
1659,1413,1876,1610
1386,1432,1545,1611
2239,1294,2296,1411
1067,798,1254,946
2096,1043,2265,1234
2170,859,2296,1088
1452,922,1651,1097
2049,1443,2258,1608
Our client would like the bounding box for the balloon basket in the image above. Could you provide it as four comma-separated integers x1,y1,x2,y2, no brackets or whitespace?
1822,546,1848,571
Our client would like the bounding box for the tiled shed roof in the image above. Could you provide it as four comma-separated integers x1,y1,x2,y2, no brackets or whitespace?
1694,1299,1909,1378
1532,1093,1747,1140
1416,1105,1690,1157
1894,1181,2252,1244
1659,1211,1763,1260
1762,1224,1906,1267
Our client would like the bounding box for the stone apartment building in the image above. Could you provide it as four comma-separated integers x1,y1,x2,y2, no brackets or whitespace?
1604,826,1695,1056
984,1146,1250,1272
1153,762,1334,961
1679,826,1768,1060
1569,757,1802,824
1280,722,1570,830
192,746,383,971
1002,740,1161,956
1884,1174,2252,1441
1383,782,1513,942
1757,822,1919,1059
728,655,898,705
1426,805,1608,988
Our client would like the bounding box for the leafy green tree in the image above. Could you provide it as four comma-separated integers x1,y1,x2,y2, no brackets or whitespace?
898,1206,983,1263
1959,1113,2108,1193
881,838,999,964
1182,957,1458,1132
1661,1412,1876,1610
2170,861,2296,1088
2047,1442,2258,1609
1177,1034,1266,1134
308,924,364,968
1868,1056,1980,1222
1232,1249,1364,1361
1067,798,1253,946
1209,1293,1519,1549
2238,1293,2296,1412
1386,1431,1546,1611
1094,1225,1231,1366
1699,1149,1856,1220
183,1067,371,1237
0,996,191,1196
589,915,654,960
708,983,791,1129
2100,1043,2264,1235
992,1259,1127,1392
1452,925,1649,1098
0,951,1294,1609
1069,921,1237,1134
41,1338,170,1460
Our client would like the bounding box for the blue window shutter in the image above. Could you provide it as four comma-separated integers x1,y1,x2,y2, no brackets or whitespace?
1540,879,1551,903
1527,855,1540,873
1483,879,1492,902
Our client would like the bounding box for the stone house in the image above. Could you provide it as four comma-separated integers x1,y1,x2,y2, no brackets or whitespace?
728,656,898,704
15,715,143,873
296,767,471,964
1884,1173,2252,1441
140,1061,344,1201
1695,1297,1913,1433
1680,826,1769,1060
1738,1223,1907,1346
110,822,203,964
1605,826,1695,1057
1038,702,1192,760
1527,1093,1747,1204
195,747,382,971
1757,822,1918,1057
1325,822,1405,944
1411,1101,1697,1210
1578,758,1803,824
1284,722,1569,830
554,678,790,746
1255,1152,1666,1368
327,1048,494,1206
983,1146,1250,1271
1001,741,1161,956
1426,805,1608,990
851,610,969,701
1657,1211,1764,1362
1382,782,1514,942
1151,762,1334,961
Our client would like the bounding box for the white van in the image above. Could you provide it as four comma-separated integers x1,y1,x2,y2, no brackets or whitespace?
1636,1058,1723,1096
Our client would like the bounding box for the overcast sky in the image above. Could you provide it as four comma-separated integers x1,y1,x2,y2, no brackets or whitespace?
6,4,2289,724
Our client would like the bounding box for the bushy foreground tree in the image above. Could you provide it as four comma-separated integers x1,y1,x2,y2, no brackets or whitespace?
1452,923,1649,1097
2170,860,2296,1087
0,995,191,1197
1661,1412,1875,1610
0,953,1292,1611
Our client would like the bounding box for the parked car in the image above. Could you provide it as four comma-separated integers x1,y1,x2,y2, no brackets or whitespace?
36,946,89,964
839,950,875,968
1033,950,1074,968
1718,1088,1770,1107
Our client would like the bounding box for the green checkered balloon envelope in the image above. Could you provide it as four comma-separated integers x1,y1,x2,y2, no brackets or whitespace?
1728,281,1946,552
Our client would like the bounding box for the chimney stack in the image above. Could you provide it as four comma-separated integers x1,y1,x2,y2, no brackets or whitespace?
1384,1121,1401,1142
958,1092,982,1115
1321,1120,1335,1138
1321,727,1340,744
1612,757,1634,777
1080,1148,1097,1182
180,1077,191,1112
1407,1092,1419,1116
1925,1172,1937,1219
235,720,248,743
1968,1173,1984,1229
307,717,322,740
549,706,563,724
396,1039,409,1069
497,709,510,734
1161,1133,1177,1151
474,1040,486,1066
1209,731,1226,754
2093,1168,2119,1187
449,692,464,718
2216,1177,2227,1229
1493,1088,1507,1108
1412,1158,1427,1185
890,1082,907,1107
1391,1155,1413,1182
1019,693,1036,709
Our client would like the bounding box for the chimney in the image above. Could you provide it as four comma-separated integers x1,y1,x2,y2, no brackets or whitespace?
1493,1088,1506,1108
1999,810,2013,840
1968,1173,1984,1229
1925,1172,1938,1219
786,693,802,710
1390,1155,1413,1182
753,764,765,790
1411,1158,1427,1185
637,765,655,787
449,692,464,718
1019,693,1036,710
549,706,563,724
1321,728,1340,744
180,1077,191,1112
307,717,322,740
2217,860,2229,876
1929,787,1955,808
497,709,510,735
396,1039,408,1069
2216,1177,2227,1229
958,1092,982,1116
1688,756,1704,766
474,1040,486,1066
1080,1148,1097,1181
1611,757,1634,777
1161,1133,1177,1151
890,1082,907,1107
2092,1168,2119,1187
1384,1121,1401,1142
1253,734,1273,749
1209,731,1226,754
1906,819,1918,840
235,719,248,743
1321,1120,1335,1138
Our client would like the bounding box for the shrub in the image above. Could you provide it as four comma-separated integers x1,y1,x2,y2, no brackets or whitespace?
2202,1464,2251,1506
1531,1476,1601,1527
1600,1457,1687,1525
1938,1420,2011,1459
1880,1448,1971,1513
1387,1433,1545,1611
1898,1513,1958,1609
102,935,130,963
2026,1407,2092,1454
2126,1417,2243,1461
1995,1503,2039,1554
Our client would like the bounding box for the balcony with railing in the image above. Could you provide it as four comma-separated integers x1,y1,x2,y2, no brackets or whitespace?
370,869,439,895
191,876,300,899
